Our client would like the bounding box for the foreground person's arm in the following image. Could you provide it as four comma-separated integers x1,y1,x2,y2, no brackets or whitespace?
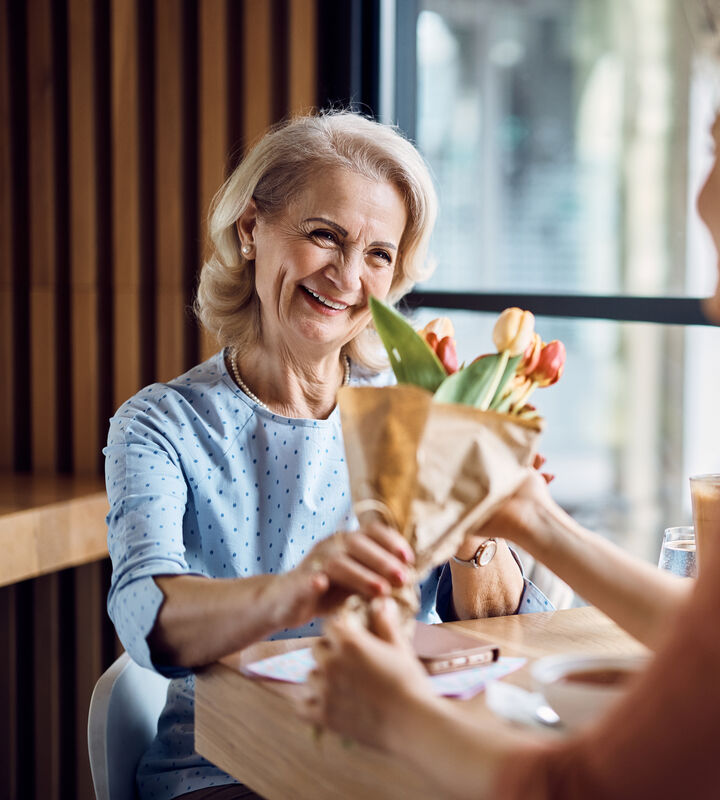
495,531,720,799
481,472,691,648
307,599,537,799
310,551,720,800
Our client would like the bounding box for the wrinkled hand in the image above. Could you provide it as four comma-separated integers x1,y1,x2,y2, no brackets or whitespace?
303,597,433,750
272,523,415,630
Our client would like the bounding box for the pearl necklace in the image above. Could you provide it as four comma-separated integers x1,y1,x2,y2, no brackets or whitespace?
230,351,351,412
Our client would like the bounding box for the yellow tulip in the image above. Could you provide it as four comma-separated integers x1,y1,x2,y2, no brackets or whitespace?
492,308,535,356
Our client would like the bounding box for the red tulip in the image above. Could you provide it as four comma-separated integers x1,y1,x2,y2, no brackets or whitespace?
436,336,458,374
419,318,458,375
529,340,566,387
520,333,542,376
419,317,454,344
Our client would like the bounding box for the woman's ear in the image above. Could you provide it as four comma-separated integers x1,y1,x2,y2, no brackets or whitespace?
236,198,258,256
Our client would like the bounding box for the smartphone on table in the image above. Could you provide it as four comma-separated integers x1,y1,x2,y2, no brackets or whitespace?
412,622,500,675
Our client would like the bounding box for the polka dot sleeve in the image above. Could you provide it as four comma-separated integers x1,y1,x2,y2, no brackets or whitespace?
105,405,196,673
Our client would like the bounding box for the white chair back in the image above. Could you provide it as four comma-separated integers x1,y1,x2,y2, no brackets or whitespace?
88,652,169,800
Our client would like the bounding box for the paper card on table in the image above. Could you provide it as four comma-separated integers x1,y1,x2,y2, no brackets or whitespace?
243,648,316,683
243,648,526,699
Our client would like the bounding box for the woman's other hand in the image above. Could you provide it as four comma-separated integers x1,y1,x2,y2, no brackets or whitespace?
304,597,435,750
272,522,415,629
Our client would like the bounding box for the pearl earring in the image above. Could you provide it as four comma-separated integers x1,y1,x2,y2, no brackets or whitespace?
242,244,252,256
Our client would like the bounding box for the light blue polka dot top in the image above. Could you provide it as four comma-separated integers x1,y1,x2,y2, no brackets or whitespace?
104,349,550,800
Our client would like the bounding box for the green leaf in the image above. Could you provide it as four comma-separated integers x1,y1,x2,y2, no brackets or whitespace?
433,354,500,405
488,355,522,409
370,297,448,393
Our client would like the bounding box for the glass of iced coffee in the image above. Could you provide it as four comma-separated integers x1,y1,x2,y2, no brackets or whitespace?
689,475,720,575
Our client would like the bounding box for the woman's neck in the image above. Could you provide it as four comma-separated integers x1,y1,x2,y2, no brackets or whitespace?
228,343,348,420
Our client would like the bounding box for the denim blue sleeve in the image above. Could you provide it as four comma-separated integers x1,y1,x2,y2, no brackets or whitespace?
434,547,554,621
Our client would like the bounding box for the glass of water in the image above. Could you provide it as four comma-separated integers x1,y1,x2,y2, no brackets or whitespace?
658,526,697,578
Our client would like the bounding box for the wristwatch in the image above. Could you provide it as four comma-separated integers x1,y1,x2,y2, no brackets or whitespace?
451,538,498,568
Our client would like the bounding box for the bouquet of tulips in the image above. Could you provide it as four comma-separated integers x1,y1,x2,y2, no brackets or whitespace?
336,299,566,628
413,306,565,416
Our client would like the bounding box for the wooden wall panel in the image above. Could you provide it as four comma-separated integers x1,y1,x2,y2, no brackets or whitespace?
0,2,14,469
243,0,273,148
74,562,104,800
0,585,18,800
155,0,187,382
33,573,61,800
198,0,230,363
289,0,318,114
27,0,59,471
111,0,142,409
69,0,101,473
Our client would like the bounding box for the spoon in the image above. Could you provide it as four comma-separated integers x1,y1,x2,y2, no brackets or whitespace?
485,681,563,730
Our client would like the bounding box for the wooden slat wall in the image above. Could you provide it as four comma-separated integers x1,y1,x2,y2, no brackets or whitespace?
0,584,18,799
155,0,186,383
0,0,319,797
28,0,60,473
198,0,229,363
243,0,274,148
290,0,318,114
111,0,143,411
69,0,102,474
0,0,14,471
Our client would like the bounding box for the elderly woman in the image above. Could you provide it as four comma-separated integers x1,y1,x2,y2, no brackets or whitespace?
105,110,547,800
306,12,720,798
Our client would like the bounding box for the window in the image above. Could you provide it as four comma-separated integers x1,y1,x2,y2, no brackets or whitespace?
391,0,720,567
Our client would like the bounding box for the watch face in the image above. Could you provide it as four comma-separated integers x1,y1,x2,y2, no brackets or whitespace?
478,538,497,566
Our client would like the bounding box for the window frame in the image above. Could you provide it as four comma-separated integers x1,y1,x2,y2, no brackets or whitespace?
391,1,715,328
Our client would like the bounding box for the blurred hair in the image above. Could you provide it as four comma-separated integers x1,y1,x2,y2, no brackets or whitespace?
195,110,438,370
685,0,720,60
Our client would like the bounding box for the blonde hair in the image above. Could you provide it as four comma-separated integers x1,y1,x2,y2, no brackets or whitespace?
195,110,438,369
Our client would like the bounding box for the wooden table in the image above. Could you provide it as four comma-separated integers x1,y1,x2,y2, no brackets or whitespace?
195,607,647,799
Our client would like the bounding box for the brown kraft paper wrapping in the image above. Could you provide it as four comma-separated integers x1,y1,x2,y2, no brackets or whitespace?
337,384,544,627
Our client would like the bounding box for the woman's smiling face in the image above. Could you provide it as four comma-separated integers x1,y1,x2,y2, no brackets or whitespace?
243,167,408,358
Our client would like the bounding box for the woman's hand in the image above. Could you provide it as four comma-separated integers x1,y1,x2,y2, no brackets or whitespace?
478,470,560,556
304,597,436,751
271,522,415,630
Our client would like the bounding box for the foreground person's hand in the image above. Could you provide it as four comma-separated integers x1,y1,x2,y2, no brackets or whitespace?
304,597,437,750
478,469,562,556
271,523,415,630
